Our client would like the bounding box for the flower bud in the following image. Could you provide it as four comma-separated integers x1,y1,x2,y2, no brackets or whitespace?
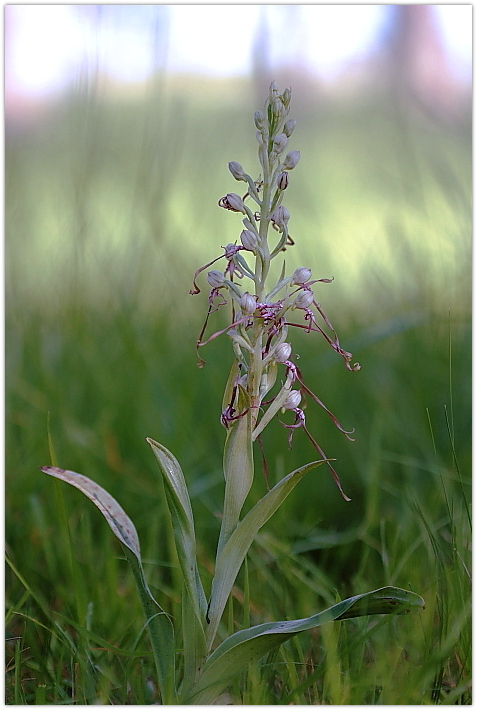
207,270,225,288
272,97,282,118
290,267,312,285
277,172,289,191
282,390,301,411
274,342,292,363
270,205,290,230
228,161,246,181
283,150,301,170
218,193,245,213
272,133,288,154
282,88,291,107
283,119,296,137
240,292,256,315
240,229,258,251
293,289,314,310
254,110,265,129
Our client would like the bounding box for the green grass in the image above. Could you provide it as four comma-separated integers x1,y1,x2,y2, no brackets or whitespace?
6,75,471,703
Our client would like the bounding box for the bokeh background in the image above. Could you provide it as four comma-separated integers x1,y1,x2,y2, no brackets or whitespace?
6,5,471,704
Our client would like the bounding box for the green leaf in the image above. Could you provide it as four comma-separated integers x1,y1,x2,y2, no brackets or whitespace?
180,588,205,700
189,586,425,704
147,439,207,622
206,459,327,651
40,466,176,704
146,438,207,675
217,396,254,555
41,466,140,555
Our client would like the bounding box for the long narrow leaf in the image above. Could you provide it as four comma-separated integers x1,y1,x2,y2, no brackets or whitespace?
147,438,207,677
190,586,425,704
217,399,254,555
40,466,176,703
147,439,207,624
180,588,206,700
41,466,141,556
206,459,328,651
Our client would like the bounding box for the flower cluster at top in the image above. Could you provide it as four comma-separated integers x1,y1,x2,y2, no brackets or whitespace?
190,82,360,500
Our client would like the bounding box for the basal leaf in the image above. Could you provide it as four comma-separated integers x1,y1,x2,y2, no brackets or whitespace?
189,586,425,704
40,465,176,703
147,438,207,681
147,438,207,628
41,466,140,556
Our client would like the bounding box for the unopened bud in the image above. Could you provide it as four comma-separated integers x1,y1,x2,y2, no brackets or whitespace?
254,110,265,129
282,88,291,107
240,229,258,251
283,150,301,170
290,267,312,285
228,161,246,181
282,390,301,411
277,172,289,191
272,97,282,118
272,133,288,154
283,119,296,137
270,205,290,230
293,289,314,310
240,292,256,315
274,342,292,363
207,270,225,289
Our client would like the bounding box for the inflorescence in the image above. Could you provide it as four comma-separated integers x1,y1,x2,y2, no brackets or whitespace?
190,82,360,500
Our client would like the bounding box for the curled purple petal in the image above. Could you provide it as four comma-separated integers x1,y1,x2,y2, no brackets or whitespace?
292,364,355,440
302,422,351,502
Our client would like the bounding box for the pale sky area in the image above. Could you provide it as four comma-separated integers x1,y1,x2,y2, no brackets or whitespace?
6,4,472,99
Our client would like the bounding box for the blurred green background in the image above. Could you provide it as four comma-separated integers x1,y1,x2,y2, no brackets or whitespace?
6,5,471,704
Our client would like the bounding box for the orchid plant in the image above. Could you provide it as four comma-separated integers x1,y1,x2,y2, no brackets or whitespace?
41,82,424,704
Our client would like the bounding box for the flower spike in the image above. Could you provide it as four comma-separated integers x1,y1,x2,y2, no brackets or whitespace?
191,82,359,498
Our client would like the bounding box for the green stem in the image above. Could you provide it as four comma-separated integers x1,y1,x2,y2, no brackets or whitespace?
257,159,272,297
248,146,275,428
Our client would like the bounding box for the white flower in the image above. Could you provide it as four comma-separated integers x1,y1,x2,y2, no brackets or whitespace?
290,267,312,285
269,205,290,230
283,150,300,170
207,270,225,288
240,292,256,315
218,193,246,213
228,161,246,181
283,119,296,137
293,289,314,310
240,229,258,251
274,342,292,363
273,133,289,155
282,390,302,411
